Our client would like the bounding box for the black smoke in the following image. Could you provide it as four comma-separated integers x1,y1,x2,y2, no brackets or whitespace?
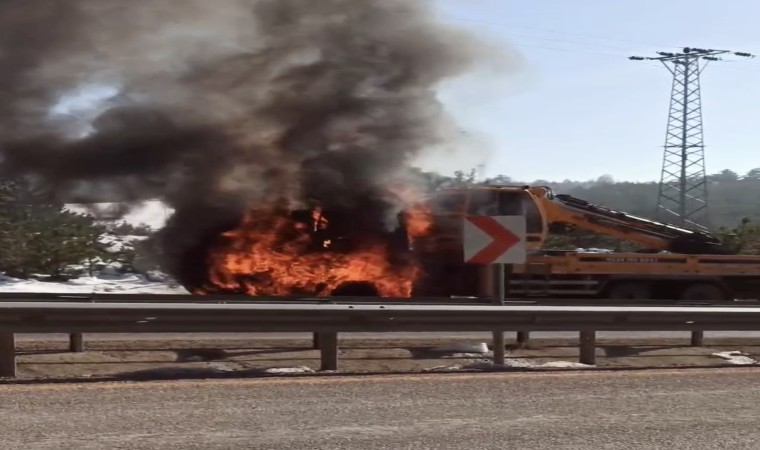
0,0,490,286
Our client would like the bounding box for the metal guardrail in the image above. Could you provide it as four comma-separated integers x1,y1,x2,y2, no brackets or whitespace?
2,302,760,333
1,300,760,379
0,292,754,306
0,292,493,305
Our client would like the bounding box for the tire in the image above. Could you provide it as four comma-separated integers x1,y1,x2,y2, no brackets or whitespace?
678,283,726,303
605,282,651,300
331,281,380,297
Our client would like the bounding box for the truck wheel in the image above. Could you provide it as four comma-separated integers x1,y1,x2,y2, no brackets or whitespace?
331,281,380,297
678,283,726,303
605,282,651,300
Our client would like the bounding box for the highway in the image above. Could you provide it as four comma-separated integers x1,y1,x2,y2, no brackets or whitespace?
1,368,759,449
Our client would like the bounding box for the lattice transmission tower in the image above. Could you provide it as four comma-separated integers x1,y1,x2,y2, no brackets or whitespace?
630,47,754,227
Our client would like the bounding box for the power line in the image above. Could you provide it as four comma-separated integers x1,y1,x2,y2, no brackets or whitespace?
440,14,679,49
442,14,760,70
512,41,760,72
503,31,634,51
512,43,625,58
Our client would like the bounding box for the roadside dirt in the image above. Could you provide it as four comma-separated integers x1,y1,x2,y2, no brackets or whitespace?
7,336,760,382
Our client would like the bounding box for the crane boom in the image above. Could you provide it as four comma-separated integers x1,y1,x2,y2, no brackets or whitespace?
542,191,727,254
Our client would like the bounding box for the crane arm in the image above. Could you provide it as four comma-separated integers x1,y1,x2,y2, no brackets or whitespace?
538,192,727,254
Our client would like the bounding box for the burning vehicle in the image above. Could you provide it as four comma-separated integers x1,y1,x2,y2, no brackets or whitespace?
179,200,423,298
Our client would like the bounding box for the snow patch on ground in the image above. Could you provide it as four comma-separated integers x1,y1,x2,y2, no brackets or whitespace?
426,358,595,372
539,361,594,369
262,366,315,374
711,351,757,366
425,343,595,368
433,342,490,354
427,342,493,359
0,273,187,294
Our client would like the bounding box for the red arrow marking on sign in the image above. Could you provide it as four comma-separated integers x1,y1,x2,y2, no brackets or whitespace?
467,216,521,264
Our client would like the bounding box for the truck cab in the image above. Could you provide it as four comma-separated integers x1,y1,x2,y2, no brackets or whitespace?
405,186,549,261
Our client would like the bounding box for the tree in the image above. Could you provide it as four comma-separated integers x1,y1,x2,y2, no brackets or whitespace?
716,218,760,255
708,169,739,182
451,169,478,187
596,174,615,184
485,174,512,185
0,178,116,280
105,220,154,236
744,168,760,180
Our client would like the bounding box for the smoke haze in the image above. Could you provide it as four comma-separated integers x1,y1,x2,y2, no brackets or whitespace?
0,0,496,280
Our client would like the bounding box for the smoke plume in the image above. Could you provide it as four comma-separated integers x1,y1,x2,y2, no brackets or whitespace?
0,0,491,285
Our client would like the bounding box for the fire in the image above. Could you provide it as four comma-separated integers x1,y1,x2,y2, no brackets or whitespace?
386,184,434,239
201,204,424,297
403,203,434,238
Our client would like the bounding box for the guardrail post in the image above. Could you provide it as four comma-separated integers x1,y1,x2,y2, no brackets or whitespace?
312,332,320,349
69,333,84,352
492,334,506,365
0,332,16,378
516,331,530,347
690,331,704,347
579,330,596,365
319,332,338,371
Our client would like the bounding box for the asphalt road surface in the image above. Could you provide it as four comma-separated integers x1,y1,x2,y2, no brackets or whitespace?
1,368,759,449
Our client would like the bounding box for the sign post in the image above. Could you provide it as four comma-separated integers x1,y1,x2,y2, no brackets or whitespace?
492,264,507,365
463,215,526,366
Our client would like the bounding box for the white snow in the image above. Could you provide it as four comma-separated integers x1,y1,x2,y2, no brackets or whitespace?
0,273,187,294
426,342,594,369
537,361,594,369
262,366,315,374
426,358,594,372
711,351,758,366
433,342,490,354
66,200,172,230
497,358,593,369
98,233,149,253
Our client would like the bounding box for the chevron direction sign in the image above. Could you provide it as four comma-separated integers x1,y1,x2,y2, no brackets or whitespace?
463,216,526,264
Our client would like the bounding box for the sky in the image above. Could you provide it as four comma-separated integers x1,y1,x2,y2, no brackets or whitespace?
431,0,760,182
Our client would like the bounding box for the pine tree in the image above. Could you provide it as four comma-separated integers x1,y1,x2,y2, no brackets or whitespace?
0,178,114,280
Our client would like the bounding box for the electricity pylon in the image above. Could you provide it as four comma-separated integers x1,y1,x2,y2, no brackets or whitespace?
630,47,755,228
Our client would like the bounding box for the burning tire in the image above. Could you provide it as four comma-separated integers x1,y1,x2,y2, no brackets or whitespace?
330,281,380,297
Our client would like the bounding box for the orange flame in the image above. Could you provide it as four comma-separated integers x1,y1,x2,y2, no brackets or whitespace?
403,203,434,238
202,206,424,297
386,184,434,239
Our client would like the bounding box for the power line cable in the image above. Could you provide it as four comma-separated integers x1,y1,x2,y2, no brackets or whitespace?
503,31,634,51
511,42,625,58
442,13,759,69
441,14,680,49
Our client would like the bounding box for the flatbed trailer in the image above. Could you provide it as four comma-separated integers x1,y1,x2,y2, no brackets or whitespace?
507,251,760,300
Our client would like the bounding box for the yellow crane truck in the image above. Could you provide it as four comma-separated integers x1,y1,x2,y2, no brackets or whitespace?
403,185,760,302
